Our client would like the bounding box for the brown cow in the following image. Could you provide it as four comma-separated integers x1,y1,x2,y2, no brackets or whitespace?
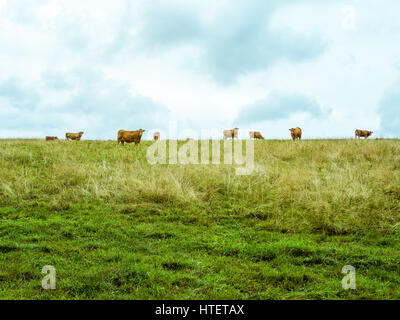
249,131,264,140
118,129,145,145
45,136,58,141
66,132,84,141
289,127,302,140
223,128,239,140
355,129,373,139
153,132,160,141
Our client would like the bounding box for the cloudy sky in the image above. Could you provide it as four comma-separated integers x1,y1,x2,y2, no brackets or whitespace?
0,0,399,140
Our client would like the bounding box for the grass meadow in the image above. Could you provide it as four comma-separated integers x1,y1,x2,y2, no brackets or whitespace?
0,138,400,299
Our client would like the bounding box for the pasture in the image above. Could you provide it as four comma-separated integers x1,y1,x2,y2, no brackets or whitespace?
0,138,399,299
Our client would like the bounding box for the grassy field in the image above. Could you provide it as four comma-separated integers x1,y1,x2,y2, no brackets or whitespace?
0,138,399,299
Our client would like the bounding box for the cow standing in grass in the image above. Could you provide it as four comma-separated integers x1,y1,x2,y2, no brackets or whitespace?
45,136,58,141
355,129,373,139
223,128,239,140
289,127,302,140
118,129,145,145
249,131,264,140
66,132,84,141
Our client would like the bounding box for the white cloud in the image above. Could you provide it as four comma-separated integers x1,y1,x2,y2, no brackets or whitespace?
0,0,399,139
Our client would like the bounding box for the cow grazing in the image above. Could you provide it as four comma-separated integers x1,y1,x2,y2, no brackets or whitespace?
45,136,58,141
154,132,160,141
223,128,239,140
249,131,264,140
118,129,145,145
289,127,302,140
66,132,84,141
355,129,373,139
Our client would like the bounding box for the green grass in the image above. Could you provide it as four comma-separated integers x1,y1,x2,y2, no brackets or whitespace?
0,138,399,299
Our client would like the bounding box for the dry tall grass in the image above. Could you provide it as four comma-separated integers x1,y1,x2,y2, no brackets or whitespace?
1,139,399,235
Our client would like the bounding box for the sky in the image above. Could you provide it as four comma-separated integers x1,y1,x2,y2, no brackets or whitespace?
0,0,399,140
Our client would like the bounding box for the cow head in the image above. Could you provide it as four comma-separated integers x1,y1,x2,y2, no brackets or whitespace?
138,129,145,137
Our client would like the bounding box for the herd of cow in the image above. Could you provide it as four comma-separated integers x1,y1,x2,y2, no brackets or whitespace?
44,128,374,144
